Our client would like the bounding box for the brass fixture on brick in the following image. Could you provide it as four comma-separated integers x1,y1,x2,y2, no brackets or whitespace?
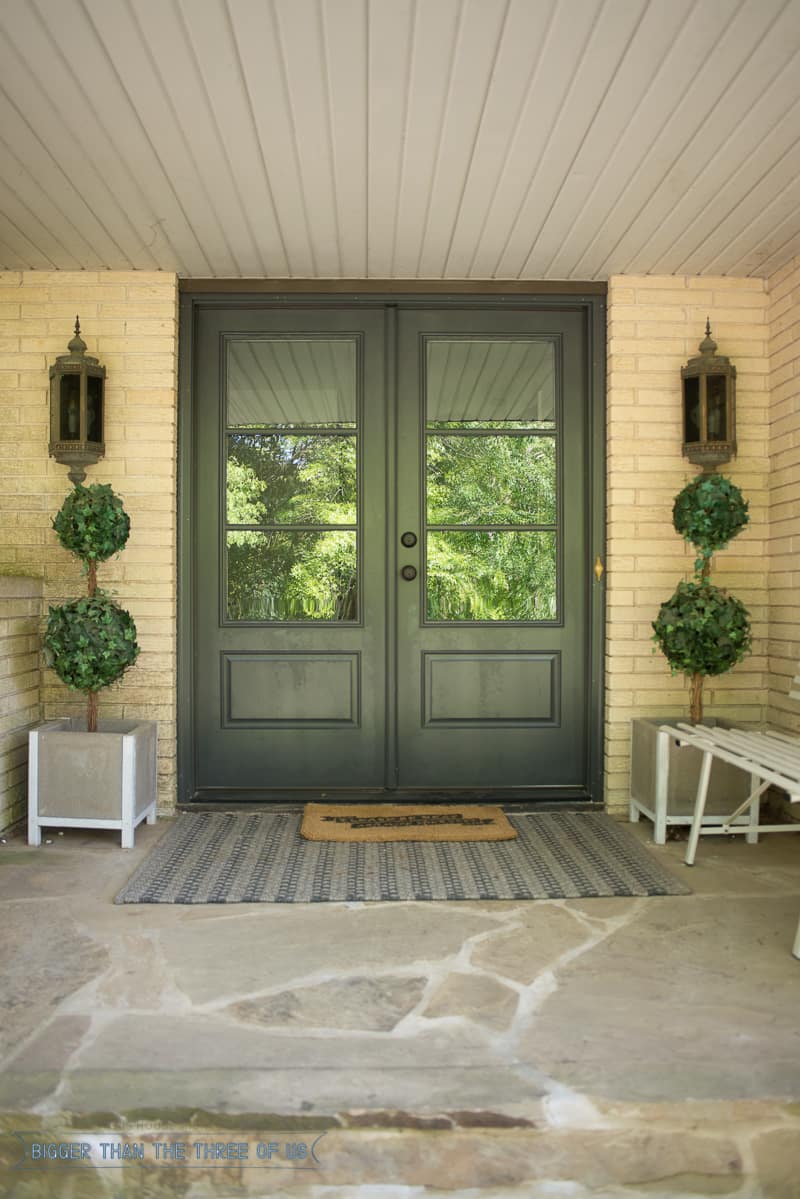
48,316,106,486
681,319,736,470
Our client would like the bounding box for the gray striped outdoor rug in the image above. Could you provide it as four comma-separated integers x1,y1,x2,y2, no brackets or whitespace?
115,810,689,903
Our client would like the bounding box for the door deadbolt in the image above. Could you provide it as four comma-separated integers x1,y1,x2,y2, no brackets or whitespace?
401,565,417,581
400,531,417,547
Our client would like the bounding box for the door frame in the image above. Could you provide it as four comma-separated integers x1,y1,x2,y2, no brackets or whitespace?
177,285,607,806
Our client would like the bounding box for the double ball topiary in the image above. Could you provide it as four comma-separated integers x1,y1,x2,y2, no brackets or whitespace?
652,473,751,723
44,484,140,732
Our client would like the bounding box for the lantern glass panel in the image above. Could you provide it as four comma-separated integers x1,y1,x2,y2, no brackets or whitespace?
59,375,81,440
87,375,103,443
683,376,700,443
706,375,727,441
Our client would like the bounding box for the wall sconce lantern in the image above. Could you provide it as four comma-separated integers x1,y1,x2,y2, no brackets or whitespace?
49,317,105,486
681,319,736,470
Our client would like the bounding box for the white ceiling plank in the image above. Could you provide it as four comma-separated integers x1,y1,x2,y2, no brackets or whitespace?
319,0,368,278
176,0,289,277
0,81,125,269
634,5,800,275
0,232,34,270
493,0,652,278
567,0,750,280
367,0,416,277
0,3,163,271
0,125,96,269
604,0,791,275
665,96,800,275
82,0,233,275
0,199,61,269
272,0,345,277
0,0,798,280
228,0,317,276
698,165,800,275
119,0,259,277
414,0,509,279
466,0,604,278
35,0,201,274
442,0,557,278
536,0,697,279
390,0,465,276
744,225,800,278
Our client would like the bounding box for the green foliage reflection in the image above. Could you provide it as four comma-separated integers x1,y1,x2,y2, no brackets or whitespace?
227,433,358,621
227,433,356,525
427,532,556,621
427,435,555,524
228,532,357,621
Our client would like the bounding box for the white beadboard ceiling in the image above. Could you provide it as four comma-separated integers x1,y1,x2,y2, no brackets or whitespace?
0,0,799,280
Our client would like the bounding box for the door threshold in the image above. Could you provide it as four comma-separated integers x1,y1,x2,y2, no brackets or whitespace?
179,793,600,813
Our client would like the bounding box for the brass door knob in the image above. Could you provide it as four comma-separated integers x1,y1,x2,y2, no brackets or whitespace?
400,531,418,547
401,565,417,581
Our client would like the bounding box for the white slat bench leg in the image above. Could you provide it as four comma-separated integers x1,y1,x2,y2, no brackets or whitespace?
685,749,713,867
746,771,760,845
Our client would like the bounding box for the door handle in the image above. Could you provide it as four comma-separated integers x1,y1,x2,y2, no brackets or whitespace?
400,531,418,547
401,565,417,581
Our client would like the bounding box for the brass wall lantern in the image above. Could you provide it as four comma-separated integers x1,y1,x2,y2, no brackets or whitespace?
49,317,105,486
681,319,736,470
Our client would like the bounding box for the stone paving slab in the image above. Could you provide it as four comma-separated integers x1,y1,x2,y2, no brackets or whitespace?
1,1115,799,1198
1,820,799,1196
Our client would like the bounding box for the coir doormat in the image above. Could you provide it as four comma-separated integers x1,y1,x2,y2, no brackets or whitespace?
115,811,690,904
300,803,517,842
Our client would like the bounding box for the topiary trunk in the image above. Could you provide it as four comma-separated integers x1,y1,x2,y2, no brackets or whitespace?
689,672,703,724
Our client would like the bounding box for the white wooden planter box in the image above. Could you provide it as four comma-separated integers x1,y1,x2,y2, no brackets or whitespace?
629,715,752,844
28,718,157,849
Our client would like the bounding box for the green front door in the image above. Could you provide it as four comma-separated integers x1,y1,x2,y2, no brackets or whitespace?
186,298,600,801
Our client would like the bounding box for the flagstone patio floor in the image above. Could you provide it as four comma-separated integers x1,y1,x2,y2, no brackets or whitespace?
0,814,798,1199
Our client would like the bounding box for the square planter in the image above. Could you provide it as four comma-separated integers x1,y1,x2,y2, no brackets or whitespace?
28,718,158,849
629,716,755,845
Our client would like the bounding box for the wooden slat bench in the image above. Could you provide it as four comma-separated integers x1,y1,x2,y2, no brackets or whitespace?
658,723,800,959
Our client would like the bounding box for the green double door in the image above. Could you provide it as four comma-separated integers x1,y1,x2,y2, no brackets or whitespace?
189,300,598,800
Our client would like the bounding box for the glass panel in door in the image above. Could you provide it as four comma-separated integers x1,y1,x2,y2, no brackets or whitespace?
425,339,558,623
225,338,360,623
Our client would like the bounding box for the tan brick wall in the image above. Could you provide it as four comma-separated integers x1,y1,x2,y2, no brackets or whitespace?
605,276,770,814
0,576,42,831
0,271,178,811
767,255,800,734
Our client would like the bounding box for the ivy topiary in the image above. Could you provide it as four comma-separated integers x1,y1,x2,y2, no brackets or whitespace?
52,482,131,564
652,581,751,678
45,484,140,732
672,473,749,574
652,472,752,723
44,594,139,693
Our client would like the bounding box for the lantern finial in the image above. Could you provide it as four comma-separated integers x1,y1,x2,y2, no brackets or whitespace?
68,315,87,356
699,318,717,357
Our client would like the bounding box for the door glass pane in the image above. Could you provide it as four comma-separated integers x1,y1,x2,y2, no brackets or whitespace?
227,433,356,525
425,335,558,622
426,532,556,622
426,339,555,427
427,434,555,524
227,531,357,621
225,335,359,622
227,338,356,427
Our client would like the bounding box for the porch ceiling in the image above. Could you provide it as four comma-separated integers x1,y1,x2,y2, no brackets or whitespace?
1,0,799,281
